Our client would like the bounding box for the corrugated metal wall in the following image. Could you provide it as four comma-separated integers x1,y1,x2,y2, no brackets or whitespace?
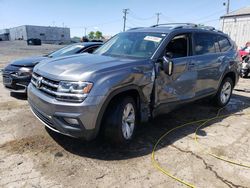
221,15,250,48
25,26,71,44
8,25,71,44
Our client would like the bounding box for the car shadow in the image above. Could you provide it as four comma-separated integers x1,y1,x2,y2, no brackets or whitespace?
46,93,250,161
10,92,27,100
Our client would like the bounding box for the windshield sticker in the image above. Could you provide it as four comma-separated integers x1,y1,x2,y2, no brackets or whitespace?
144,36,162,43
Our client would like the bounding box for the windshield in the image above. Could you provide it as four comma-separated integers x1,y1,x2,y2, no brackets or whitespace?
94,32,166,59
48,44,84,58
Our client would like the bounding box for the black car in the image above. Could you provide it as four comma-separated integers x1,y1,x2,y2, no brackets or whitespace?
2,42,102,93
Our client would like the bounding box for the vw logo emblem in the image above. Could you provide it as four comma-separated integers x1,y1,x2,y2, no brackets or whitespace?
36,77,43,89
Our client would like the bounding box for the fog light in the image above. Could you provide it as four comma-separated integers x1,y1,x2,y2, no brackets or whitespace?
63,118,79,126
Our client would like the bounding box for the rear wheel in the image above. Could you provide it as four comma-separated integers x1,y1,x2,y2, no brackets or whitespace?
103,97,137,144
213,77,233,107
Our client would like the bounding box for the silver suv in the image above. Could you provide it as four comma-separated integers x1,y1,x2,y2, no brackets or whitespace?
28,24,240,144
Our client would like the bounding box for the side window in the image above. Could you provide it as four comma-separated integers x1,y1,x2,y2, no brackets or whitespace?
214,35,221,53
165,34,189,59
218,36,231,52
194,33,216,55
82,46,99,54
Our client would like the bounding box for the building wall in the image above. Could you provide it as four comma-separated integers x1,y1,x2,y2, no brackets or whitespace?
8,25,70,44
0,34,9,41
9,26,27,41
221,15,250,48
0,29,10,41
25,25,70,44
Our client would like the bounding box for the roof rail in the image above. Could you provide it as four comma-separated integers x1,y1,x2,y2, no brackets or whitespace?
198,26,215,31
127,27,143,31
150,23,224,33
151,23,198,28
197,26,225,33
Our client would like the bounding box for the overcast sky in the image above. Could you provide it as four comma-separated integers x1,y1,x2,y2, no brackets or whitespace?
0,0,249,37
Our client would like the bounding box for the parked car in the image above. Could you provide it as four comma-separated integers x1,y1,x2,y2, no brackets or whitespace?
2,42,102,93
239,48,249,59
28,24,240,144
27,38,42,46
240,55,250,78
239,42,250,59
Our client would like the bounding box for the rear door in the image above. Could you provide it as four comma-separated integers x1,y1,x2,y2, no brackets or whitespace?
193,32,222,97
154,33,197,113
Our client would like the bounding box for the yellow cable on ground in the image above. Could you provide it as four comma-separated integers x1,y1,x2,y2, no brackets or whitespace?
151,118,208,188
194,110,250,169
151,108,250,187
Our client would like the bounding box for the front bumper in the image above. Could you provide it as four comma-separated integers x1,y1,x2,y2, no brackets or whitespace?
2,72,31,93
28,84,105,140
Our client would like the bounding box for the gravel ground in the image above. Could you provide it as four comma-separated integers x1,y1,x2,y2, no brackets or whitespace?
0,41,250,188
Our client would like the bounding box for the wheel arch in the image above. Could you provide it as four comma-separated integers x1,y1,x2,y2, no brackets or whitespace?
223,71,237,87
95,85,150,137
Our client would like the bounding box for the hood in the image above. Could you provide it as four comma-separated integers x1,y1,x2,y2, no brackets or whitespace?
11,56,49,67
34,54,139,81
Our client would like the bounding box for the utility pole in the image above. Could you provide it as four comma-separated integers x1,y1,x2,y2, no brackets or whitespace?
226,0,230,14
222,0,230,32
156,13,161,25
123,8,129,32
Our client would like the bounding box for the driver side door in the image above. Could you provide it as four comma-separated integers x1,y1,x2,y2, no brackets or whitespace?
154,33,197,114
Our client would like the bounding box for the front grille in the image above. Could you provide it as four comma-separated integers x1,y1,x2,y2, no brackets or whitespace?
31,72,59,97
31,72,87,102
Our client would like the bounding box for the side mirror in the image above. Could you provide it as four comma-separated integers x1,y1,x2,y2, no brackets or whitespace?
162,56,174,75
166,52,174,59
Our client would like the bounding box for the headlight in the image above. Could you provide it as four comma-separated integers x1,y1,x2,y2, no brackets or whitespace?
57,81,93,94
13,67,33,77
56,81,93,102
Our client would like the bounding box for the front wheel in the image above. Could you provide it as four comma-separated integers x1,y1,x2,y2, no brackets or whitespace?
103,97,137,144
213,77,233,107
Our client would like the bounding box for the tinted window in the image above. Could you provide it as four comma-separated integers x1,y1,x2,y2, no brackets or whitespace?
218,36,231,52
48,44,84,58
165,34,189,58
82,46,99,54
194,33,217,55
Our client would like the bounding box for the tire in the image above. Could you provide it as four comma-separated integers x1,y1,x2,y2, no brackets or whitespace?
213,77,233,107
103,97,137,144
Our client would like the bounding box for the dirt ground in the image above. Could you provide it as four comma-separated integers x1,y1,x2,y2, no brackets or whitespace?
0,41,250,188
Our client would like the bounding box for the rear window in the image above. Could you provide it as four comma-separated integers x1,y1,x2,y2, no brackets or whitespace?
194,33,217,55
218,36,231,52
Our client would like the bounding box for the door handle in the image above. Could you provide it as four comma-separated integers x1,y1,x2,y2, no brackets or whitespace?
188,62,196,66
188,62,196,70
